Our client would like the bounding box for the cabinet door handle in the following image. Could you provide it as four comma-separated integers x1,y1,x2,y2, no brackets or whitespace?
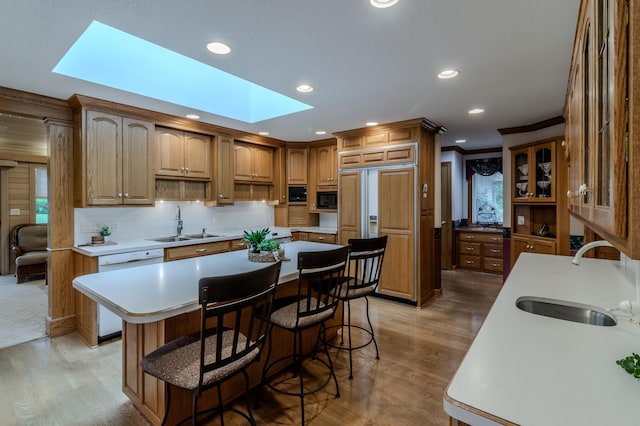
118,192,122,197
185,167,190,173
124,193,128,198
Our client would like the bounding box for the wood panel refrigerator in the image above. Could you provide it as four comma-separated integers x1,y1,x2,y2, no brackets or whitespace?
338,166,417,302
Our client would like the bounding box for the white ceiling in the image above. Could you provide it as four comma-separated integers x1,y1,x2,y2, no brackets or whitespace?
0,0,580,149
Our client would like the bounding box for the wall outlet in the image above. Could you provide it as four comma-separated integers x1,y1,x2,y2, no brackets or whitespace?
10,208,20,216
517,215,525,225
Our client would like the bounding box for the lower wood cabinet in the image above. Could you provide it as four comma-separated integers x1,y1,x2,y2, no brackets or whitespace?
511,235,556,264
456,230,503,274
295,231,337,244
164,241,230,262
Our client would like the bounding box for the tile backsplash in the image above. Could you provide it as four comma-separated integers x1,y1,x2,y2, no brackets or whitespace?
74,201,274,245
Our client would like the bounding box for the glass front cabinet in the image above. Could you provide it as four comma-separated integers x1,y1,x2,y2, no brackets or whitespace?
512,140,556,203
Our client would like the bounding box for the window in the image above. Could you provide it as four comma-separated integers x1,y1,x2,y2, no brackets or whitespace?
34,165,48,224
472,172,503,225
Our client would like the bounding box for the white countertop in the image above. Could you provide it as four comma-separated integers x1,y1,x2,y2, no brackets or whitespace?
444,253,640,425
72,226,336,257
72,241,340,324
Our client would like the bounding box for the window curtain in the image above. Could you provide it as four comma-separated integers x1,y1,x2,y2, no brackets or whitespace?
466,158,502,180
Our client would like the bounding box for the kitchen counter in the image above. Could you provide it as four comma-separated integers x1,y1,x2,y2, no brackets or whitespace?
455,226,503,233
292,226,337,234
73,240,338,323
71,226,339,257
444,253,640,425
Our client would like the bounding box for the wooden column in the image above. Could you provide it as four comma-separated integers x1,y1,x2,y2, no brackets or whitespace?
45,118,76,337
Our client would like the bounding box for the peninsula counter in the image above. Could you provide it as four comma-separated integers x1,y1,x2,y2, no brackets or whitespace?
444,253,640,425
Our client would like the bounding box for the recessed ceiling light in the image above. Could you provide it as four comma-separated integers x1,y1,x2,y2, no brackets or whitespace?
370,0,399,8
315,130,327,135
258,131,269,136
438,69,459,79
296,84,314,93
468,108,485,114
455,139,467,144
185,114,200,119
366,122,378,126
206,41,231,55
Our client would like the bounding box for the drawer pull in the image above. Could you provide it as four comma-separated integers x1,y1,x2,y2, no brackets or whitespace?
466,247,473,251
492,263,500,267
465,260,474,264
491,249,500,253
318,237,324,240
196,248,206,252
466,236,474,239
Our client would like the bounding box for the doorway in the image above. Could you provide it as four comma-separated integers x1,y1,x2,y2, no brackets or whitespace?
441,162,452,270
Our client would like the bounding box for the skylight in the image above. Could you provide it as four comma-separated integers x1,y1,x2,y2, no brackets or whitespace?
53,21,313,123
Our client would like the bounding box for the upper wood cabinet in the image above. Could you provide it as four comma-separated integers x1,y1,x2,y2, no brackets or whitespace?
337,125,417,151
155,127,211,180
234,142,274,183
316,144,338,188
212,135,234,205
511,139,556,203
287,146,308,185
564,0,639,257
75,110,155,206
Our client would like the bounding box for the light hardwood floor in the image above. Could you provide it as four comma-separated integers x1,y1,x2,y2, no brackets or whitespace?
0,270,502,425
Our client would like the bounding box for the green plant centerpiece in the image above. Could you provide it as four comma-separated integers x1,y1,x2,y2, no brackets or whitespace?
258,238,281,253
243,228,271,253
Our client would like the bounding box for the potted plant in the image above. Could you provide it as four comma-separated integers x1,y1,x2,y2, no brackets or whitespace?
243,228,270,253
258,238,280,253
100,225,111,242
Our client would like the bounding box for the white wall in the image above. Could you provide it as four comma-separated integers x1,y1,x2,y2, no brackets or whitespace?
74,201,275,245
440,150,464,221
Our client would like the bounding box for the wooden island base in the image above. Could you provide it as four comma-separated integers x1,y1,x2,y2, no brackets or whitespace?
122,278,341,425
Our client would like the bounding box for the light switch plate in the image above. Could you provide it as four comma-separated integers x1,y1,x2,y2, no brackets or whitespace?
517,215,525,225
10,208,20,216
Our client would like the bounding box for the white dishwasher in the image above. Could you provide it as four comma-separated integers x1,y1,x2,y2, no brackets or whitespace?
97,248,164,342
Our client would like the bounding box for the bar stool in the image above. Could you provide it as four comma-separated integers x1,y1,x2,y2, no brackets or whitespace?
260,246,349,425
140,262,281,426
328,235,387,379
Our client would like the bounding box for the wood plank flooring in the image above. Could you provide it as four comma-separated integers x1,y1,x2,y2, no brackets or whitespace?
0,269,502,425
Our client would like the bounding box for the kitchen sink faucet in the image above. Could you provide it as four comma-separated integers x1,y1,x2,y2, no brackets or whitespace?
176,205,183,236
571,240,614,265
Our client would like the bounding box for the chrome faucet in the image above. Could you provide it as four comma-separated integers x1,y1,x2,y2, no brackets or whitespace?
176,206,183,236
571,240,615,265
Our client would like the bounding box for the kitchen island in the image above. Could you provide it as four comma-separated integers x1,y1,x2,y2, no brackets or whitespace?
444,253,640,425
73,241,341,425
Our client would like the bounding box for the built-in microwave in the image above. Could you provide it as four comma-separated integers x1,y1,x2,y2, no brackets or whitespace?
317,191,338,210
288,186,307,202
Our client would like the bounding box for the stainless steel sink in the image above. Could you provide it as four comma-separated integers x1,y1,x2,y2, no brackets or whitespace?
151,236,191,243
183,233,220,239
516,296,617,326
